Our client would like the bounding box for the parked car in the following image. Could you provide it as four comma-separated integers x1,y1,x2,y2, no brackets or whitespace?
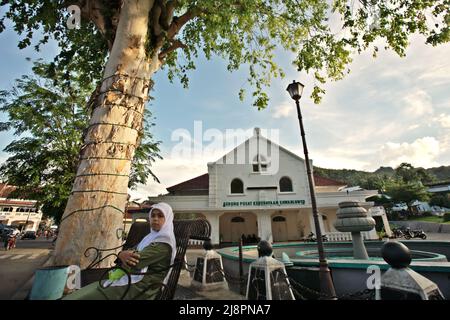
0,226,15,237
21,231,37,240
392,203,408,212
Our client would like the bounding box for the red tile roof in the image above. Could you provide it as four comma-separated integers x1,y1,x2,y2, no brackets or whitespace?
166,173,209,193
313,175,347,187
165,173,346,193
0,200,37,206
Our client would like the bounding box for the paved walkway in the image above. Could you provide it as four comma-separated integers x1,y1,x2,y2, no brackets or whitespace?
10,248,245,300
174,249,244,300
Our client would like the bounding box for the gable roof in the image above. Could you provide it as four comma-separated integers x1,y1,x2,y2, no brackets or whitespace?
314,175,347,187
166,173,209,193
166,173,345,193
214,131,306,166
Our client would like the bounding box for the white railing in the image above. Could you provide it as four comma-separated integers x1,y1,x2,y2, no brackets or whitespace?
325,231,374,242
188,239,204,246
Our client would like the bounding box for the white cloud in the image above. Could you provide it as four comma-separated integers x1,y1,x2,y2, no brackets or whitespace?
402,90,433,117
129,156,207,200
378,137,440,168
417,63,450,87
434,113,450,129
407,124,420,131
271,102,294,119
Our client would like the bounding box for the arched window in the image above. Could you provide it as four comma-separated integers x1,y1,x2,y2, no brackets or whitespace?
272,216,286,222
279,177,293,192
231,178,244,194
231,217,245,223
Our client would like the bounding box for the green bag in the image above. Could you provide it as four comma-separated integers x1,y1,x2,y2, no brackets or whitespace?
108,268,128,281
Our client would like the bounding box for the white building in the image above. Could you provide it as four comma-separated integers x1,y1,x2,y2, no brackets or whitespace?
139,128,383,244
0,183,43,232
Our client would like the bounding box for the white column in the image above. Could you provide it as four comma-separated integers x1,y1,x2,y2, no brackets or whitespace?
308,210,324,235
318,213,326,233
257,211,273,243
203,212,220,245
382,214,393,237
308,212,315,234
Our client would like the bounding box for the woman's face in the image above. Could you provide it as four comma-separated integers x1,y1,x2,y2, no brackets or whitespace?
150,208,165,231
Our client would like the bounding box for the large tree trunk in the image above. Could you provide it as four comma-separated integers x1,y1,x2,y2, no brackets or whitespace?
54,0,162,268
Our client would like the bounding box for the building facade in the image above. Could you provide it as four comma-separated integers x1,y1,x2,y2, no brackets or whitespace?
137,129,382,244
0,184,43,232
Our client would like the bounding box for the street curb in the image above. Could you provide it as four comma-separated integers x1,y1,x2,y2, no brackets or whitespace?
10,251,54,300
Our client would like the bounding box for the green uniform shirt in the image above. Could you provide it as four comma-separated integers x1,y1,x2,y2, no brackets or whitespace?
64,242,172,300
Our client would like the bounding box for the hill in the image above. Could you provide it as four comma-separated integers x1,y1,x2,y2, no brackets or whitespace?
313,165,450,187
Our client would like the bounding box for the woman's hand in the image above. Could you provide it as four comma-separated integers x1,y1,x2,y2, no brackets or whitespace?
118,250,140,268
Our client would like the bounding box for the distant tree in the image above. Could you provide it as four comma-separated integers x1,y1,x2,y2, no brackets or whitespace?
0,60,161,223
360,175,387,191
394,163,419,183
429,194,450,209
385,180,430,213
427,166,450,181
415,167,437,184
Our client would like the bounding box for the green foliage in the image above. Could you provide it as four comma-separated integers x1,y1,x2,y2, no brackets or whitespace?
315,163,447,191
427,166,450,181
385,180,430,206
421,211,433,217
0,60,161,222
1,0,448,108
430,194,450,209
444,213,450,222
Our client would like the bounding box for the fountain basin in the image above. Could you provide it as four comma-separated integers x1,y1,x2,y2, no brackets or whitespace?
217,240,450,299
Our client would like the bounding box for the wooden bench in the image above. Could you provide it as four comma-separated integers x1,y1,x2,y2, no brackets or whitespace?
81,219,211,300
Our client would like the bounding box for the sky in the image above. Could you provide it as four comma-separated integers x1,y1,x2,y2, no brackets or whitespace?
0,9,449,201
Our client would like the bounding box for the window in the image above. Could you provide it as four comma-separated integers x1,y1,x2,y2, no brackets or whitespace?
231,178,244,194
279,177,293,192
231,217,245,223
272,216,286,222
2,207,13,212
252,154,268,172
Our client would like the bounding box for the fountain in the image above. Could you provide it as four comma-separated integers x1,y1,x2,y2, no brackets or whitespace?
333,201,376,259
217,202,450,298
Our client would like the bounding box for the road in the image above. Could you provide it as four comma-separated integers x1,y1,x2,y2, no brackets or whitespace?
0,237,53,300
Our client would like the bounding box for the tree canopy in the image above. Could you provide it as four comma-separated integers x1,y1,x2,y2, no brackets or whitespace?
1,0,448,106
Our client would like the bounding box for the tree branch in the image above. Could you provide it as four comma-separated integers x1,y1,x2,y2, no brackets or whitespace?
160,0,176,30
167,7,202,40
152,1,163,37
62,0,122,50
158,39,187,60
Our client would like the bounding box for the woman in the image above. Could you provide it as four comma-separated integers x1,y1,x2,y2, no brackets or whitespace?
64,202,176,300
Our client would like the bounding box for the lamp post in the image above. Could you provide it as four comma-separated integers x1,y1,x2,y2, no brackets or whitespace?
286,80,337,299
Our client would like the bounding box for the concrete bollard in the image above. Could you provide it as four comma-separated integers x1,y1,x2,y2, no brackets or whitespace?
191,239,228,290
246,241,295,300
378,241,444,300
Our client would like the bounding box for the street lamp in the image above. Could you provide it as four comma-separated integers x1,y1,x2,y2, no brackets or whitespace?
286,80,337,299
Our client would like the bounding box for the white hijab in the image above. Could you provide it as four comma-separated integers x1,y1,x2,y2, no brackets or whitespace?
106,202,176,287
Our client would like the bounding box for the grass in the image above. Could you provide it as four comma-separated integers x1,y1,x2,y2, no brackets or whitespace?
407,215,450,224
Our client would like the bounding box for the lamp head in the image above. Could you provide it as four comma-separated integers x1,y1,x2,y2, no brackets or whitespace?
286,80,305,101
